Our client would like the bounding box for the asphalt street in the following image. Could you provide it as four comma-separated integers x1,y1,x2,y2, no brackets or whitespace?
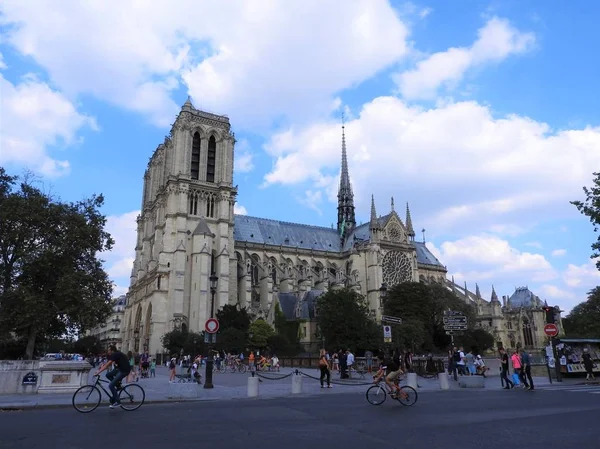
1,387,597,449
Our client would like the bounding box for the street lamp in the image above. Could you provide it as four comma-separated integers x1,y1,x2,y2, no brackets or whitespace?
379,283,388,308
204,274,219,389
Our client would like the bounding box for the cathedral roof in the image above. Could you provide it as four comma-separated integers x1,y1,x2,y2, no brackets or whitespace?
234,214,444,267
114,295,127,307
234,215,340,252
508,287,541,308
276,290,323,320
193,218,214,236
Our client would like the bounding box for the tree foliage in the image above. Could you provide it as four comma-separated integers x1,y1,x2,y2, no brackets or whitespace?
215,327,247,353
563,287,600,338
315,288,380,353
249,319,275,349
384,282,485,351
71,335,103,356
0,168,114,359
572,172,600,270
216,304,251,333
161,329,206,357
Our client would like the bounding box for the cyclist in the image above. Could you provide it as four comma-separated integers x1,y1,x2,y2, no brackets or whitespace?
95,345,131,408
373,355,404,397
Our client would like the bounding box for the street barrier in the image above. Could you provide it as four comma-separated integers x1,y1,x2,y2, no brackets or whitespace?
407,372,418,389
291,372,303,394
439,373,449,390
247,375,259,398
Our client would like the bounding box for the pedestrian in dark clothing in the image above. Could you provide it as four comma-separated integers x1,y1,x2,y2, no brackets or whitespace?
499,348,514,389
520,348,534,390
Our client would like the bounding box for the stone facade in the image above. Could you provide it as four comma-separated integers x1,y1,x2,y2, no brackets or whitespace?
86,295,126,350
121,100,562,356
447,281,563,351
121,100,447,357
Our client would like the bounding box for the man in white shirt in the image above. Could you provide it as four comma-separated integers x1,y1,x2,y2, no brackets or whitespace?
346,349,355,377
456,347,466,376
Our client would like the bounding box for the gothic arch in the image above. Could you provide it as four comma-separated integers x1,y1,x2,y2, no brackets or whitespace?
522,317,534,348
250,254,261,286
236,252,244,279
313,261,324,281
134,305,143,353
191,132,201,180
206,135,217,183
144,303,152,352
328,263,338,284
269,257,278,284
419,274,426,283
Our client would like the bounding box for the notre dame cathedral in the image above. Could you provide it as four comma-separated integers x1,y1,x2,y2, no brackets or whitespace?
120,99,561,357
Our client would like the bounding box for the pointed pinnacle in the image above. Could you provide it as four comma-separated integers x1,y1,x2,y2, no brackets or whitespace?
405,202,415,236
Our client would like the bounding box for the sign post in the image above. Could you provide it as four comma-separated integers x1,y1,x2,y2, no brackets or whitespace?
544,323,559,338
383,325,392,344
205,318,220,334
443,311,468,346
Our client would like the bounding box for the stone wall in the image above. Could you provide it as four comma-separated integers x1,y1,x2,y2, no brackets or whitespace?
0,360,92,395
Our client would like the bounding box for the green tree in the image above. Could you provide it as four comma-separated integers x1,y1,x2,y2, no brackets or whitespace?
572,172,600,270
161,329,206,356
315,288,380,353
562,287,600,338
216,327,247,353
249,319,275,349
273,301,301,347
456,328,495,354
70,335,103,356
384,282,475,351
0,168,114,359
216,304,251,332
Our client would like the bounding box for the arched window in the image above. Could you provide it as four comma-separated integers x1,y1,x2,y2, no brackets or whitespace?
191,132,201,180
270,258,277,285
251,255,260,286
206,136,216,183
522,318,534,348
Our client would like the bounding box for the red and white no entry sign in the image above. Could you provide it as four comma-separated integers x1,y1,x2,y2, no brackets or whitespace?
544,323,558,337
205,318,219,334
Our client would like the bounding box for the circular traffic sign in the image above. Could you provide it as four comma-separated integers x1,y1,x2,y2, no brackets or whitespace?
205,318,219,334
544,323,559,337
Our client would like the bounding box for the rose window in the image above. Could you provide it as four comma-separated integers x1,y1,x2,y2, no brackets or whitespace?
382,251,412,287
388,225,403,242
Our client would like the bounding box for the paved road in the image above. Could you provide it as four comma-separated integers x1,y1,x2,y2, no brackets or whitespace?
1,386,598,448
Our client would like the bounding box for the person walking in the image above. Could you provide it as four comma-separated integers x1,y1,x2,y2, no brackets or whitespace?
520,348,534,390
319,349,332,388
499,348,514,389
583,348,595,381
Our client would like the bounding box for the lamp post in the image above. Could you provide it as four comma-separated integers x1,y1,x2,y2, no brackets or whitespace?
379,283,388,357
204,274,219,389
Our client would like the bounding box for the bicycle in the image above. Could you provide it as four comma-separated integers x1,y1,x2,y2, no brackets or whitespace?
72,375,145,413
365,379,418,406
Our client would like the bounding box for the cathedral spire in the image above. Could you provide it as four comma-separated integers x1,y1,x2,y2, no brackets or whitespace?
337,116,356,239
475,283,481,298
182,95,194,111
491,285,499,302
391,196,395,212
369,194,380,230
405,202,415,241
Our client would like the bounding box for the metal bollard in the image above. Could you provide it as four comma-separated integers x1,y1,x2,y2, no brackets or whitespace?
407,372,418,389
291,372,303,394
439,373,449,390
247,375,259,398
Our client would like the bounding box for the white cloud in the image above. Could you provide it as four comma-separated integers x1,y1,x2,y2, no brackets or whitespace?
430,235,555,284
0,73,97,177
234,204,248,215
262,96,600,235
298,190,324,215
102,210,139,286
538,284,576,301
525,242,543,249
234,153,254,173
564,259,600,288
419,7,433,19
394,17,535,100
551,249,567,257
1,0,409,129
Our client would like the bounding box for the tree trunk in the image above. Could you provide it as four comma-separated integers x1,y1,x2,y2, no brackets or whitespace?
25,326,36,360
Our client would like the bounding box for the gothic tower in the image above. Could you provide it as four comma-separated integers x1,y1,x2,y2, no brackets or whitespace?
337,123,356,241
123,97,237,356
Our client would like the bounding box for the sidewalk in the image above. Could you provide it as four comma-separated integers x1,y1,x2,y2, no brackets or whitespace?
0,367,586,410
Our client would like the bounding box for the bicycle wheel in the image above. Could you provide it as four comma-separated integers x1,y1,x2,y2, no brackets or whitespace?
238,364,247,374
396,386,418,406
72,385,101,413
365,385,387,405
219,365,227,374
118,383,145,411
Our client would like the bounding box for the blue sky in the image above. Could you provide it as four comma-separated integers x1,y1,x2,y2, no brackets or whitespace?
1,0,599,313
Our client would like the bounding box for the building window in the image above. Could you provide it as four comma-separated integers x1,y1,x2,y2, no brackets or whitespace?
522,319,534,347
157,276,161,290
189,191,198,215
302,326,307,338
206,135,216,183
206,195,215,218
271,264,277,285
191,132,201,180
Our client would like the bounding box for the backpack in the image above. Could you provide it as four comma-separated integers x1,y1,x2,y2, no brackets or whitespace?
453,351,462,363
